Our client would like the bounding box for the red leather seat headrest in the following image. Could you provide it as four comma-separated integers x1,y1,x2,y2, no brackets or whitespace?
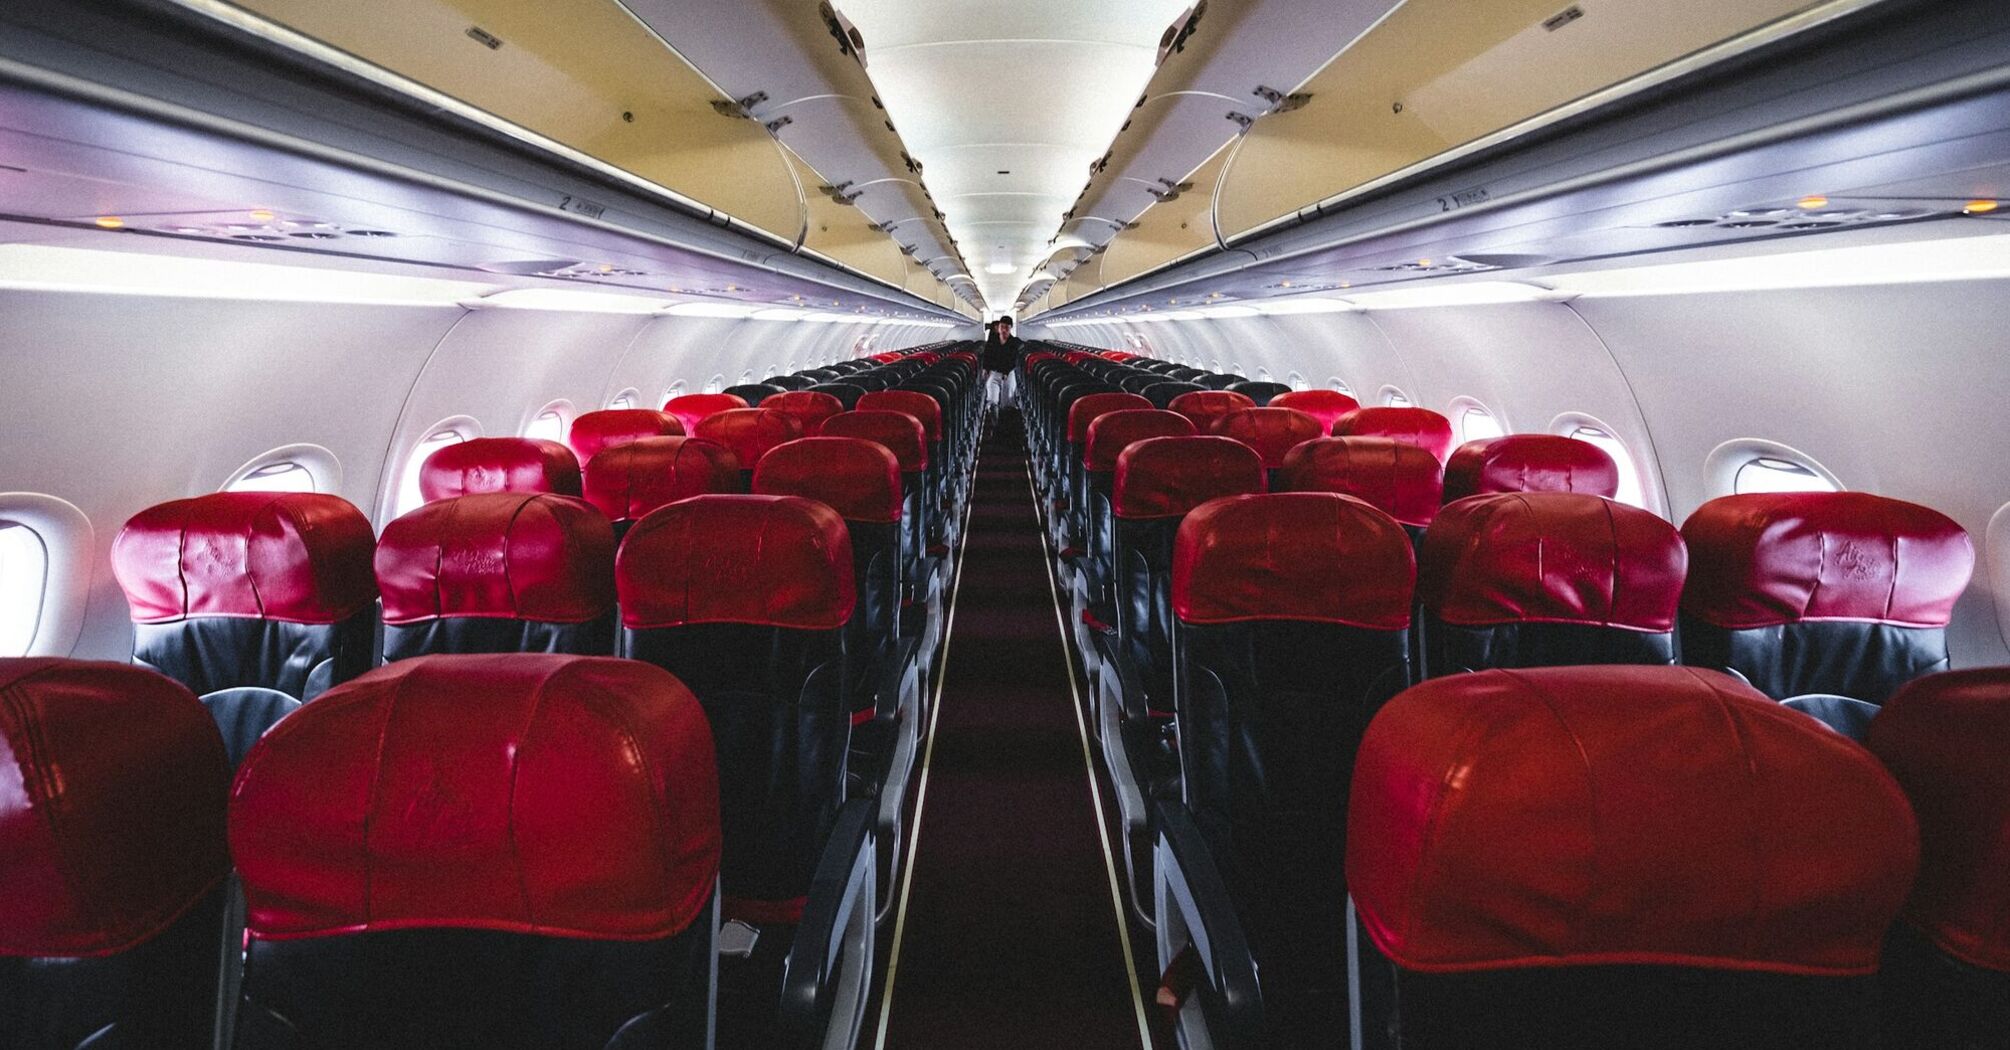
376,492,615,625
1167,390,1256,434
113,492,377,624
1680,492,1973,628
1067,392,1153,443
1113,437,1266,521
691,409,805,473
1084,410,1195,472
855,390,943,440
580,436,741,523
662,392,750,433
1869,667,2010,973
819,410,929,471
566,409,683,465
420,437,582,503
0,658,231,957
1172,492,1414,628
1332,407,1457,463
1420,492,1686,630
760,391,846,437
753,438,902,524
1351,665,1919,975
230,654,719,941
1442,434,1618,503
1277,437,1443,528
1268,389,1361,430
617,495,855,630
1210,407,1324,468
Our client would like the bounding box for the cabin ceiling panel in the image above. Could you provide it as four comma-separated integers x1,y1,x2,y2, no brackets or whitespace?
834,0,1194,312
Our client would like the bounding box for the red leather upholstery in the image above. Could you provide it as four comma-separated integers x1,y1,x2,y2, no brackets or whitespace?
1067,392,1154,443
691,408,805,473
1681,492,1973,628
230,654,719,941
1276,437,1443,528
1172,492,1414,628
375,493,615,625
662,392,749,433
0,658,230,956
760,391,845,437
753,438,902,524
1113,437,1265,520
565,409,682,464
820,410,929,470
1210,407,1324,468
113,492,376,624
419,438,582,502
856,390,943,440
1443,434,1619,503
1168,390,1256,434
580,436,741,523
1349,665,1918,975
1268,389,1361,430
1084,410,1195,472
1333,407,1457,463
617,495,855,630
1869,667,2010,972
1421,492,1686,630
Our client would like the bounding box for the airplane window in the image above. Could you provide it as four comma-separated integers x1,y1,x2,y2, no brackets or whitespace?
703,374,725,394
394,427,469,518
663,380,688,405
524,402,571,443
0,522,47,657
1568,425,1646,508
1255,367,1273,382
607,389,638,410
228,460,316,493
1381,387,1413,408
1457,402,1506,443
1288,372,1309,391
1328,377,1352,394
1735,455,1838,495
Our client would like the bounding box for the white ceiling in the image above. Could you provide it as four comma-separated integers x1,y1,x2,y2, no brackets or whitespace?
834,0,1193,315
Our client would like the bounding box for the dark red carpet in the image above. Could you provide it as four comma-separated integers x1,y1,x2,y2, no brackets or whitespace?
875,413,1149,1049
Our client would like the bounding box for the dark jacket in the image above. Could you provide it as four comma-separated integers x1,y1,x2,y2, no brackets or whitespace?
982,333,1023,374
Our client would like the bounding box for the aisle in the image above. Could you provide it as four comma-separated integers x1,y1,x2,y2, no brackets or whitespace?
873,411,1152,1049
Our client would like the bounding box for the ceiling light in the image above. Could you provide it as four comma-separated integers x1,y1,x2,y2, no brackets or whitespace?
473,289,672,313
0,243,494,306
1965,199,2000,215
93,216,125,229
1194,305,1260,318
1251,296,1356,315
1539,232,2010,298
660,301,763,318
752,307,812,321
1342,281,1552,310
1797,195,1830,209
986,262,1018,275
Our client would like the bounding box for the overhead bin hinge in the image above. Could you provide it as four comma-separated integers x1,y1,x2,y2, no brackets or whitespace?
819,182,863,205
1252,85,1312,114
901,152,925,176
1147,178,1195,203
1226,111,1256,131
764,115,793,134
710,91,770,120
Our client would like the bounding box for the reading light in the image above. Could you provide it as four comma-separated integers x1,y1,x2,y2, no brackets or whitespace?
1965,199,2000,215
1796,195,1829,209
93,217,125,229
248,209,276,221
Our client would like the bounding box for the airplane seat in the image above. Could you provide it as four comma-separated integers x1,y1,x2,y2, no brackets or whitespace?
419,437,582,501
0,658,233,1050
1332,406,1458,464
1196,373,1246,390
1061,393,1152,559
796,369,842,384
762,390,846,436
1165,367,1207,382
375,492,616,661
1119,372,1164,396
616,495,876,1045
1209,406,1324,488
1349,665,1917,1050
763,375,816,391
1867,667,2010,1050
663,391,751,433
1140,379,1205,410
112,491,377,701
1418,492,1686,675
1275,437,1443,536
228,655,722,1050
724,382,788,406
875,386,960,550
1679,492,1974,703
822,409,934,608
1042,380,1115,511
857,390,946,534
1226,380,1292,405
1441,433,1618,502
1167,389,1255,435
565,408,683,465
808,382,867,411
692,408,806,488
1268,389,1361,432
1155,492,1415,1048
1781,693,1882,740
1079,409,1197,635
580,435,742,539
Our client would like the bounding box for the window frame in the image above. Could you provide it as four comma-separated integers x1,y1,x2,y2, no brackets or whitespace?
222,443,342,495
1551,411,1655,510
522,399,574,443
1450,397,1506,444
389,417,479,522
1703,438,1843,498
1379,385,1413,408
0,494,93,657
606,388,640,410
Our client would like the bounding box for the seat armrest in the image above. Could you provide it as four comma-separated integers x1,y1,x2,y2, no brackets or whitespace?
1154,800,1264,1050
777,798,877,1049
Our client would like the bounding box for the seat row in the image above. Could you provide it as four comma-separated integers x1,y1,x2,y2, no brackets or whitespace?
0,343,978,1050
1015,345,1996,1048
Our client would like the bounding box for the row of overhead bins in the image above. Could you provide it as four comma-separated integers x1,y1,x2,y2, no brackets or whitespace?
208,0,981,317
1020,0,1864,318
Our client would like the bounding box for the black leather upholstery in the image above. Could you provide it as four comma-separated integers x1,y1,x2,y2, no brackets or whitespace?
131,613,373,702
0,894,226,1050
381,615,616,664
1426,621,1676,674
201,687,301,769
1680,618,1950,704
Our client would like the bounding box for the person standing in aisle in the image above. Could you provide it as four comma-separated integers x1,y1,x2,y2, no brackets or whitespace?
981,316,1023,423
